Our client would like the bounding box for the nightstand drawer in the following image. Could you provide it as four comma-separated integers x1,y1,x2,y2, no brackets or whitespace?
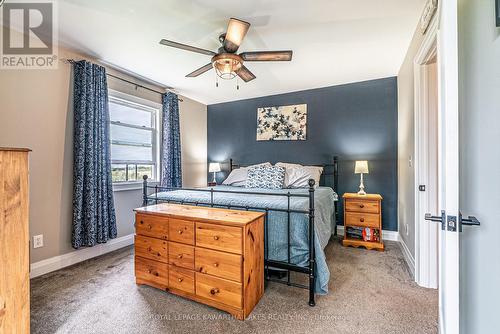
345,212,380,228
345,200,380,214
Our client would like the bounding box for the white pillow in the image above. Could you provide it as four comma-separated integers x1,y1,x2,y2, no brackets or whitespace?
284,165,324,188
222,162,272,186
276,162,303,169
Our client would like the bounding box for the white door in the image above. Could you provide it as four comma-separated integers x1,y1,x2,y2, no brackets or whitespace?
436,1,460,333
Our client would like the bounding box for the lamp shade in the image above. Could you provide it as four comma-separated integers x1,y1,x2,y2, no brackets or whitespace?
209,162,221,173
354,160,369,174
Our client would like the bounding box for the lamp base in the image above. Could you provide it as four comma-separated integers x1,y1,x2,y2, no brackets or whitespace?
358,173,366,195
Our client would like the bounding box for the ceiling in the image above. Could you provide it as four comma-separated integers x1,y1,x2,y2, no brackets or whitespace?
57,0,425,105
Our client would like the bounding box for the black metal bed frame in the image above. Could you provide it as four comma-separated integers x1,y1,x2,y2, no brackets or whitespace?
142,156,339,306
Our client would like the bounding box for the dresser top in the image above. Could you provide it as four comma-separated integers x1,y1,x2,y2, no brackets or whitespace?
343,193,383,200
0,147,31,152
135,203,265,226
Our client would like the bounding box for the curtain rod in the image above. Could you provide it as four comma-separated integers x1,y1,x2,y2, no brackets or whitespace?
62,58,183,102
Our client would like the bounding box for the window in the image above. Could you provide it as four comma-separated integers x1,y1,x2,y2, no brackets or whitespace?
109,94,160,183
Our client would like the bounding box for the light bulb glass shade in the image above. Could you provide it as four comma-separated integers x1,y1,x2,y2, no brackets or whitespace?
212,53,243,80
354,160,369,174
209,162,221,173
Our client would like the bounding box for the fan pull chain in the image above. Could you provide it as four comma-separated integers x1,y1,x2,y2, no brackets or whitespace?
236,76,239,90
215,71,219,87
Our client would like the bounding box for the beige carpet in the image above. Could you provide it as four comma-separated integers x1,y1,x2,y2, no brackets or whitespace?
31,237,438,334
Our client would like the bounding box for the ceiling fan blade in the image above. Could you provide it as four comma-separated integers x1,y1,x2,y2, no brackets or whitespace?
186,63,213,77
240,51,293,61
223,18,250,53
236,65,256,82
159,39,216,56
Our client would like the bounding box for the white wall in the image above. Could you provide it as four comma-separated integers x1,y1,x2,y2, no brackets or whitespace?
0,43,207,263
397,23,426,259
458,0,500,332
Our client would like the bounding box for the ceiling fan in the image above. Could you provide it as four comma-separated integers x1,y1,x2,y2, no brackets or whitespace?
159,18,292,85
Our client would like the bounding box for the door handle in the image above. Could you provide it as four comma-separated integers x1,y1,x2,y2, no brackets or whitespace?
424,210,446,230
459,212,480,232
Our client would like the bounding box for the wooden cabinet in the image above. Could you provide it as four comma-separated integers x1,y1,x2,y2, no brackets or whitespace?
342,193,384,251
134,204,265,320
0,148,30,333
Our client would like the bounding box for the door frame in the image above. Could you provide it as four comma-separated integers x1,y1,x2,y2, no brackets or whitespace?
414,15,439,289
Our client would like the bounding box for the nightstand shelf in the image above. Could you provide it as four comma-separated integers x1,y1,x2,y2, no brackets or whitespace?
342,193,384,251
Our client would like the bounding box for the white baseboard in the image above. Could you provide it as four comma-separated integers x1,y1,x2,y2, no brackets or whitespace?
336,226,400,241
30,234,134,279
398,237,415,278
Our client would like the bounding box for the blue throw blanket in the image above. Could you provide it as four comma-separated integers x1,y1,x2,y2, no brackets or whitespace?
151,186,338,294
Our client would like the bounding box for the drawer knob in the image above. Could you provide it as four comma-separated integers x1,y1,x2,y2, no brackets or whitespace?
213,235,219,241
360,218,365,222
148,224,152,230
177,254,183,259
359,204,365,208
210,288,220,295
178,230,183,234
140,220,144,224
178,278,183,283
213,262,219,267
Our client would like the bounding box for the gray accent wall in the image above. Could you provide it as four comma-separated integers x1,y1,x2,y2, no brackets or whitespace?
207,77,398,231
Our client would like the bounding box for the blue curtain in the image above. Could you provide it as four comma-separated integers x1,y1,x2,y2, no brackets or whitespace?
161,92,182,188
72,60,117,249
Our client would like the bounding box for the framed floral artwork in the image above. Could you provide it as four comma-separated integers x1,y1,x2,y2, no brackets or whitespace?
256,104,307,141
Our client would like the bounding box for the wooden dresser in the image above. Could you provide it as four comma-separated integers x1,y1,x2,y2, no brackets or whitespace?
0,148,30,333
134,203,265,320
342,193,384,251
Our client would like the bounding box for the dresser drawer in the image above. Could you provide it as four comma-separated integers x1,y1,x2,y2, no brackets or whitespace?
169,265,195,294
196,273,242,308
345,200,380,214
135,256,168,288
195,248,242,283
169,219,195,245
135,235,168,263
136,214,168,240
345,212,380,228
168,242,194,270
196,223,242,254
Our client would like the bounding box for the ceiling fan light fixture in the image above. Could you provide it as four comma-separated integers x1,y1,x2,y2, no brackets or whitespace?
212,53,243,80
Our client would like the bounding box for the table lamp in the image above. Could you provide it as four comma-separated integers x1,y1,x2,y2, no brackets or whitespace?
209,162,221,184
354,160,369,195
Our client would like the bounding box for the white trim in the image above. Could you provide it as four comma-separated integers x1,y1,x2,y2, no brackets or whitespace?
113,180,159,192
413,13,439,290
399,238,416,278
336,226,399,242
30,234,134,278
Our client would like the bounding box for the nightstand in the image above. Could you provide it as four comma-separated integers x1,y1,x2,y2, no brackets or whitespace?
342,193,384,251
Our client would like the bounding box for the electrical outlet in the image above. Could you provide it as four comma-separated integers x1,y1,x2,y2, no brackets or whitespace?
33,235,44,248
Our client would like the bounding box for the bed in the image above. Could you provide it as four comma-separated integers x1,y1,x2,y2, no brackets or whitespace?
142,157,339,306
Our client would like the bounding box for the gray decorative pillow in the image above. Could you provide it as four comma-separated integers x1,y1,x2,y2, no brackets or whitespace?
245,166,285,189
